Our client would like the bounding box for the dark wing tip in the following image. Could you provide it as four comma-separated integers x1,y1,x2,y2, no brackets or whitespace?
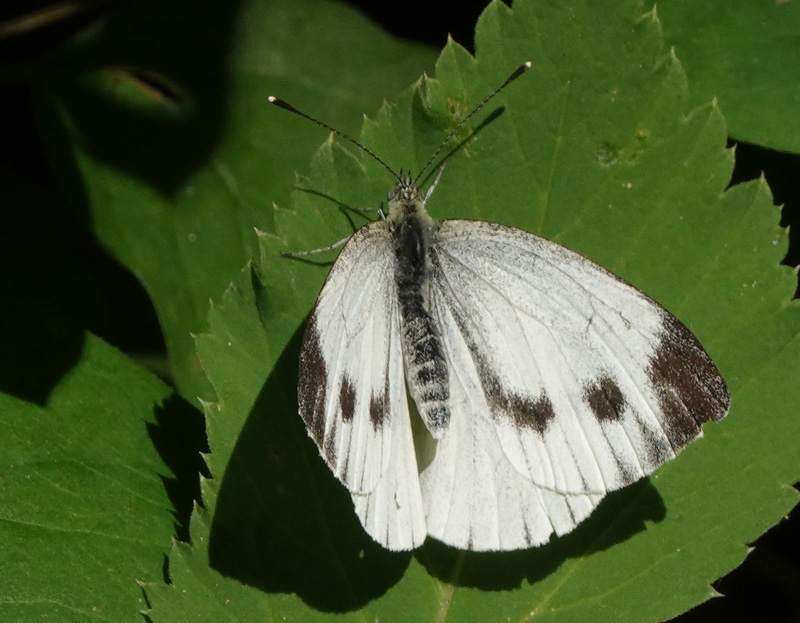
648,314,730,448
298,313,328,446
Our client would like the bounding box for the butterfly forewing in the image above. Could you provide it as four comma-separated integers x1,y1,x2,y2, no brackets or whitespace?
414,220,729,549
298,222,427,549
299,222,400,493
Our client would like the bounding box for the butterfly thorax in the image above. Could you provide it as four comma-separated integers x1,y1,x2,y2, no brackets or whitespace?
386,177,434,265
387,176,450,437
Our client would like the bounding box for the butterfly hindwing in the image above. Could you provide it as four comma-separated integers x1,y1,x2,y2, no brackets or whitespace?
419,294,605,550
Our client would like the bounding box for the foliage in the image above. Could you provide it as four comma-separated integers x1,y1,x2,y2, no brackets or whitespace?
2,0,798,621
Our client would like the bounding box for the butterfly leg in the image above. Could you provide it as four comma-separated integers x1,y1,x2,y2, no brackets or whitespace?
282,204,387,258
281,234,353,258
424,163,447,202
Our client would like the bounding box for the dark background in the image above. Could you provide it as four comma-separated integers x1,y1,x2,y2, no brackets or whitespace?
1,0,798,620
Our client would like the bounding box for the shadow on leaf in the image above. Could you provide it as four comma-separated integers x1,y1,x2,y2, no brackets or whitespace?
208,256,669,610
37,0,239,200
0,290,86,405
148,393,210,543
208,321,410,612
417,479,665,589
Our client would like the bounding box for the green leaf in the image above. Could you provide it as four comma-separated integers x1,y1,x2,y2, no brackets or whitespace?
144,1,800,622
0,301,178,622
658,0,800,153
37,0,437,404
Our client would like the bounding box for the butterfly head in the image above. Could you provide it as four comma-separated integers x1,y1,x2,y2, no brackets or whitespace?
387,174,425,214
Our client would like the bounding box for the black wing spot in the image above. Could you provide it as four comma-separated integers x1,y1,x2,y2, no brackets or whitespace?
516,392,556,434
483,371,555,434
584,375,626,422
324,415,338,463
339,376,356,422
369,386,389,430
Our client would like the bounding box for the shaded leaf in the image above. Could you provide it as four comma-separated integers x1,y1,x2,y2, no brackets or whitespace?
0,301,178,622
37,0,437,403
140,0,799,622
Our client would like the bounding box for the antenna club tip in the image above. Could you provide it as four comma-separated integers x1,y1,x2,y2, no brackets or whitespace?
523,61,532,69
268,96,299,114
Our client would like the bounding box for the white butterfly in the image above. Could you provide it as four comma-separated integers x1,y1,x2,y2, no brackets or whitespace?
271,63,730,551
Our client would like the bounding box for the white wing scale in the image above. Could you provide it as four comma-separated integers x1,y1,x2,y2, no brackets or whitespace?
297,218,728,552
298,222,426,549
419,291,604,550
416,220,728,549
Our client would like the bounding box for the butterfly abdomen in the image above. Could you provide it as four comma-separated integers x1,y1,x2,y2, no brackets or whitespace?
391,208,450,435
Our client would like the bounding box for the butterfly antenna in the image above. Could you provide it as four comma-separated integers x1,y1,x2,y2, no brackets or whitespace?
414,61,531,186
268,96,402,184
